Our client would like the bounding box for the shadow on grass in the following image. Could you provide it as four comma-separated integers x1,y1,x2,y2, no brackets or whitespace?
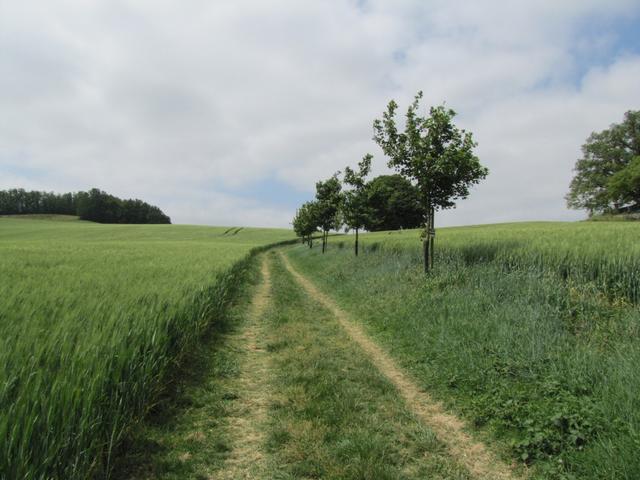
108,310,240,479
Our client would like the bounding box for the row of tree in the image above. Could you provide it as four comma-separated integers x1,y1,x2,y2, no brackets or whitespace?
293,171,426,249
0,188,171,224
0,189,77,216
293,91,489,271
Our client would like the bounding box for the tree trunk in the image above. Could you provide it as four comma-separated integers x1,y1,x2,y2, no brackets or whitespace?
355,228,359,256
322,230,326,253
429,206,435,270
423,204,435,273
423,235,429,273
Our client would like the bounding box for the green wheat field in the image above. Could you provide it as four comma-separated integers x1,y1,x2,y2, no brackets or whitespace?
0,217,293,479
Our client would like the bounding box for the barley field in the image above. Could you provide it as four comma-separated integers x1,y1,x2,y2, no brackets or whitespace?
0,217,293,479
359,221,640,303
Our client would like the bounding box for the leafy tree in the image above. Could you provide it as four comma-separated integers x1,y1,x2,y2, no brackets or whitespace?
343,154,373,256
314,174,343,253
373,91,488,272
364,174,423,232
566,110,640,215
607,156,640,210
292,201,319,247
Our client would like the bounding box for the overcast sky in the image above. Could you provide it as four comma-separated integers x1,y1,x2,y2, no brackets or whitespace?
1,1,639,227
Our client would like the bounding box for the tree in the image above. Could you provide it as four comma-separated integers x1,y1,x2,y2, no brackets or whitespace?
566,110,640,215
292,201,319,247
343,154,373,256
364,175,423,231
373,91,488,272
314,174,343,253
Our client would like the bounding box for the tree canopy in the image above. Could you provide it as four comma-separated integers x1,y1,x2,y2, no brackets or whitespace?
566,110,640,215
373,91,488,212
343,155,372,231
0,188,171,224
314,174,343,253
292,201,319,247
364,174,423,231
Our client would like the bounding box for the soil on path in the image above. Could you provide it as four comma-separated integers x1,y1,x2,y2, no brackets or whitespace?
280,251,524,480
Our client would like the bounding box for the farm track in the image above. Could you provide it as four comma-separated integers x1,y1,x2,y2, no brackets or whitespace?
279,251,524,480
215,255,273,479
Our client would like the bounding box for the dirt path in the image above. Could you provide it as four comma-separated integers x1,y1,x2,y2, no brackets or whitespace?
216,256,273,479
280,252,524,480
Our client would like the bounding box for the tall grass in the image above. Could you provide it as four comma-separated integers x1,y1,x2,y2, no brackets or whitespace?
361,221,640,303
0,218,293,479
291,221,640,478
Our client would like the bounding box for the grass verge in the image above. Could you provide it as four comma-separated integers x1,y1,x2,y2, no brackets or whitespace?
285,244,640,479
262,251,471,479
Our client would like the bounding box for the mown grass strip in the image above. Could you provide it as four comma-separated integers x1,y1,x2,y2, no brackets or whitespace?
261,251,472,479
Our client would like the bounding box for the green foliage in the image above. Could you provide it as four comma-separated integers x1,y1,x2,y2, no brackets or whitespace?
364,174,424,231
567,110,640,214
314,174,343,252
292,201,319,244
0,218,293,479
373,91,488,211
373,91,487,271
314,174,343,232
0,187,171,224
76,188,171,224
0,188,77,215
342,154,372,232
607,155,640,209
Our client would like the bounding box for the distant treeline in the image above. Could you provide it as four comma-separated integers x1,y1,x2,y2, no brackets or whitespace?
0,188,171,224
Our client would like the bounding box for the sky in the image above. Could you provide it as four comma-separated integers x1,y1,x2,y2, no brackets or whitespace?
1,0,639,228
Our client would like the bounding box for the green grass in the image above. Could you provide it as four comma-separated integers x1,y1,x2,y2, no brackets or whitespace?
262,253,471,479
111,256,265,479
288,221,640,479
0,218,293,480
358,221,640,303
115,252,473,479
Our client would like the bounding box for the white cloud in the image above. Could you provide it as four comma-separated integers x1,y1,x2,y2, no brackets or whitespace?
0,0,638,227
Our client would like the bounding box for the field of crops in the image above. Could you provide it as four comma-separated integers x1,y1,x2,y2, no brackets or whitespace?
358,221,640,303
0,217,293,479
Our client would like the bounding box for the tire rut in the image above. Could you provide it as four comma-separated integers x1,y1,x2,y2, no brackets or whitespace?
279,251,525,480
215,256,272,480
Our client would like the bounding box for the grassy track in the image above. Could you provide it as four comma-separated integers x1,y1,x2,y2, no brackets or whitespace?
287,222,640,479
261,252,474,479
0,218,292,479
125,251,485,479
